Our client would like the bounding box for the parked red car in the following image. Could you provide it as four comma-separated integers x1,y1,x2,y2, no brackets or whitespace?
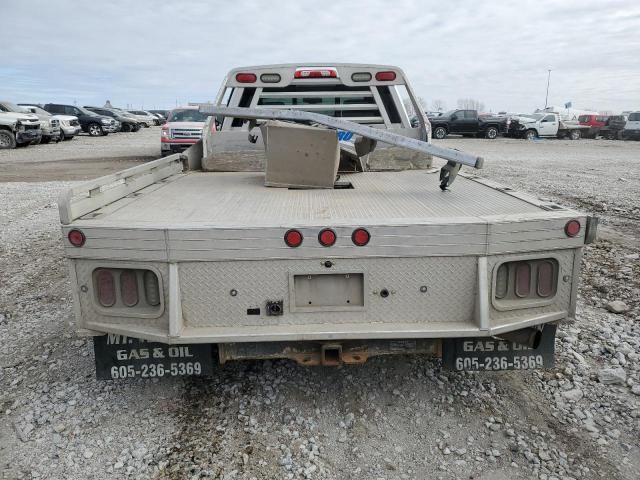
579,114,608,138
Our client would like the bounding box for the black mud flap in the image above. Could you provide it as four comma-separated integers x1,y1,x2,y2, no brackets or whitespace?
442,324,556,371
93,334,215,380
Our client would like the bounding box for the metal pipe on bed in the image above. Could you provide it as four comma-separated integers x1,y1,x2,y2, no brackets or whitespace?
199,105,484,169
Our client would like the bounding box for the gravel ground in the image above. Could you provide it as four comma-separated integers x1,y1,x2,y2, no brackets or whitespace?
0,135,639,479
0,127,159,182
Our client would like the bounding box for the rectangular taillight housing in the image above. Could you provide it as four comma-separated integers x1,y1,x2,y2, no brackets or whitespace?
93,268,163,316
493,258,559,309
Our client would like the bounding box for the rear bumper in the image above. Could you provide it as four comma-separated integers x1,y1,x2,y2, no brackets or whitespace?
66,247,581,345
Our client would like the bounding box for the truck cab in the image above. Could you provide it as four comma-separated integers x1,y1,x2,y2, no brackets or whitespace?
205,64,432,171
429,109,504,140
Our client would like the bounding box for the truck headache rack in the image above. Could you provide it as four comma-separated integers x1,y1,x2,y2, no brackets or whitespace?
200,106,484,190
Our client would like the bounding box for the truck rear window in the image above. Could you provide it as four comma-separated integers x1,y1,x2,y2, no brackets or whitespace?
628,113,640,121
257,85,383,123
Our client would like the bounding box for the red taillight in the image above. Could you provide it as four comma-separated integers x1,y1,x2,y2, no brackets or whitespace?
375,71,396,81
235,73,257,83
68,229,85,247
120,270,139,307
318,229,337,247
515,263,531,298
284,229,303,248
96,270,116,307
294,68,338,79
565,220,581,237
352,228,370,246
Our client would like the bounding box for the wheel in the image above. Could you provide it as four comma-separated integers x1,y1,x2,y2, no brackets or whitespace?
59,130,65,141
132,124,140,132
524,129,537,140
122,123,132,132
569,130,581,140
485,126,498,139
0,130,16,149
433,126,447,139
88,123,102,136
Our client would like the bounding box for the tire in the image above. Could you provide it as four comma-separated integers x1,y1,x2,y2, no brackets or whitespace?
122,123,132,132
524,129,537,140
569,130,581,140
59,130,65,141
485,126,499,139
88,123,102,136
433,126,447,139
0,129,16,149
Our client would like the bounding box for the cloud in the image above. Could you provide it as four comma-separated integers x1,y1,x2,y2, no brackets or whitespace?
1,0,638,112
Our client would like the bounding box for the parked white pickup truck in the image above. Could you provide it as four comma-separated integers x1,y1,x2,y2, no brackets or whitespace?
507,112,589,140
58,64,597,380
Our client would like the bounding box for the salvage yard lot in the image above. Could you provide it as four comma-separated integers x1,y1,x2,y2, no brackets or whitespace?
0,135,638,479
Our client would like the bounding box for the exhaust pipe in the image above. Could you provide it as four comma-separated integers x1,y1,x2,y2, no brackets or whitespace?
497,327,542,349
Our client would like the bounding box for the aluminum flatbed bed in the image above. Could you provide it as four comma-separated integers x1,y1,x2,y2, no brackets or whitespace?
60,163,589,347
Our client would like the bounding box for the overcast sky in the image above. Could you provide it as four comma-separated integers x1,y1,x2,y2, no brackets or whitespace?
2,0,639,113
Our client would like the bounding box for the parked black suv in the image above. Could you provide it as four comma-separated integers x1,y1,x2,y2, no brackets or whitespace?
84,106,141,132
43,104,115,136
429,109,507,139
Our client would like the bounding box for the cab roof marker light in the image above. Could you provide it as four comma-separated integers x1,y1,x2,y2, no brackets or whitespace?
375,71,397,81
351,72,372,82
260,73,281,83
235,73,257,83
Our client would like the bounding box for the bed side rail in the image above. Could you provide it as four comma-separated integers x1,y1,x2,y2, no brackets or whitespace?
58,154,184,224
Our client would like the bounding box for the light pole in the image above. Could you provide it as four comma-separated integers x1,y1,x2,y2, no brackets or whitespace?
544,69,551,109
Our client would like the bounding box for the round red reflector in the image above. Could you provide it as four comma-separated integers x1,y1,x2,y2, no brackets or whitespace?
565,220,581,237
284,229,303,248
352,228,370,246
318,229,337,247
68,229,85,247
375,71,396,81
235,73,257,83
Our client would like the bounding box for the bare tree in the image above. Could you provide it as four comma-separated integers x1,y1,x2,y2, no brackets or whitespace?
431,99,445,112
457,98,485,112
403,96,427,117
